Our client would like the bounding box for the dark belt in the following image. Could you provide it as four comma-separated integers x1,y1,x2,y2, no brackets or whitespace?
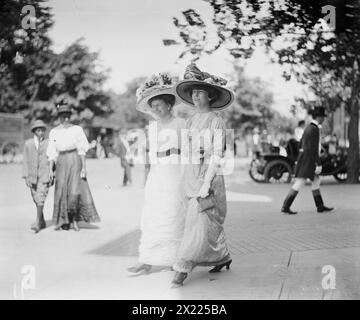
157,148,181,158
59,148,77,155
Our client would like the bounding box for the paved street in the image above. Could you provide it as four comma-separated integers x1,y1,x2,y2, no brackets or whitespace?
1,158,360,300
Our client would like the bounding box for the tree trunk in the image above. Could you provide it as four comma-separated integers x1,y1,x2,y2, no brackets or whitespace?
346,97,359,183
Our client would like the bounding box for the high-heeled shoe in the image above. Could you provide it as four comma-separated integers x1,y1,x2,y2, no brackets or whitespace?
127,264,151,273
171,272,188,288
209,259,232,273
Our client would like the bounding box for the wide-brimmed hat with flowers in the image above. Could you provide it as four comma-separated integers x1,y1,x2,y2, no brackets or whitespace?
175,63,235,110
136,73,180,114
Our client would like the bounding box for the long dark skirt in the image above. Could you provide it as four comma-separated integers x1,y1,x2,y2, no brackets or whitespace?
53,150,100,226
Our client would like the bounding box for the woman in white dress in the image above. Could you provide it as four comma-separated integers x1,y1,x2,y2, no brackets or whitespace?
47,105,100,231
127,73,186,273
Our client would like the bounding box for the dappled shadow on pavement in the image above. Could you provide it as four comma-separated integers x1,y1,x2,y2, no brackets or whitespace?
78,221,100,229
87,229,140,256
127,266,173,278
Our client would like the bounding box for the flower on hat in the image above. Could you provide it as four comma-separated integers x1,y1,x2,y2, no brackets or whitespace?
136,72,177,104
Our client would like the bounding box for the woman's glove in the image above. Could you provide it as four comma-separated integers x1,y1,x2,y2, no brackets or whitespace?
198,181,211,198
315,165,322,175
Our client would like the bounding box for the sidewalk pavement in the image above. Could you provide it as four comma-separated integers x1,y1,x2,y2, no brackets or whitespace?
1,158,360,299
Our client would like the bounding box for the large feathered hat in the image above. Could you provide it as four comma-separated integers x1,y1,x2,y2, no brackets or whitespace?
175,63,235,110
136,73,180,114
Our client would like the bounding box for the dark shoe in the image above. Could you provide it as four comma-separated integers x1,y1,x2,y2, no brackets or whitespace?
312,189,333,213
31,224,40,233
127,264,151,274
33,227,40,233
281,207,298,215
209,259,232,273
31,220,46,233
54,222,70,231
54,224,62,231
171,272,188,288
39,219,46,229
281,189,298,215
317,206,334,213
32,225,45,233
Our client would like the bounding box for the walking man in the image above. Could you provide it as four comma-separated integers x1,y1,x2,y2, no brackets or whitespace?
114,130,132,186
281,106,334,215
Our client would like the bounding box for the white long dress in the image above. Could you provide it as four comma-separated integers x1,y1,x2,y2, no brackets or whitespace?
138,117,186,266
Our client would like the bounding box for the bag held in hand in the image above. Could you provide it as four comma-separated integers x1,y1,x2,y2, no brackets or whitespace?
197,190,216,212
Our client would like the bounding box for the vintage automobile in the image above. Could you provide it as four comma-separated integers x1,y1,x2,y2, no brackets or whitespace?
249,139,348,183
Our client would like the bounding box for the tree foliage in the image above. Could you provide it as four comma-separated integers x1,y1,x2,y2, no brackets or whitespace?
107,77,151,130
224,65,294,135
0,0,53,115
0,1,112,125
31,40,111,123
0,0,53,66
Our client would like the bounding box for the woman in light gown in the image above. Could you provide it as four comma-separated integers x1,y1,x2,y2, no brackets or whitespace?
47,105,100,231
127,73,186,273
171,63,234,287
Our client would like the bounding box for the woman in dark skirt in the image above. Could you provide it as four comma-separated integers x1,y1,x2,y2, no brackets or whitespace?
47,105,100,231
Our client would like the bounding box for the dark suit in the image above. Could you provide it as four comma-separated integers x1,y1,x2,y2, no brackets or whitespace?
294,122,320,181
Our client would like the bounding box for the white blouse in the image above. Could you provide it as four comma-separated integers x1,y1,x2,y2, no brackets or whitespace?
47,125,89,161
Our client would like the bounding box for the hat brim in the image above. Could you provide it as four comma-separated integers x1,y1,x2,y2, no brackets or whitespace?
31,125,47,131
175,80,234,110
136,87,180,114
